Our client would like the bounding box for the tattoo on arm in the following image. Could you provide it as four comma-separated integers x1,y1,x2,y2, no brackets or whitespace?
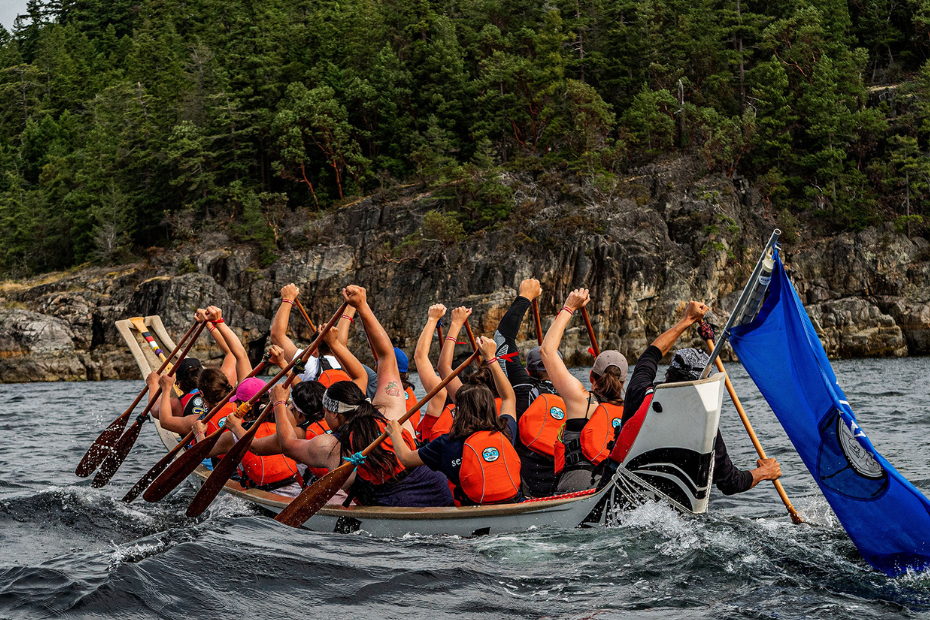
384,380,402,397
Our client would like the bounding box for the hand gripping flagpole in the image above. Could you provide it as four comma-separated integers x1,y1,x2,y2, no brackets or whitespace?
701,229,780,380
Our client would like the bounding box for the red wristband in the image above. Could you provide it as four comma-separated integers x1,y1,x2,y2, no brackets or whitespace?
208,323,216,333
445,336,457,341
282,299,294,306
213,317,225,324
561,306,574,316
484,356,500,366
342,315,354,323
273,400,287,409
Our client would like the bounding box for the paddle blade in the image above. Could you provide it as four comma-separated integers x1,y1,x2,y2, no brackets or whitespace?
143,431,223,503
123,444,182,503
185,433,254,517
75,411,131,477
275,463,354,528
92,416,145,488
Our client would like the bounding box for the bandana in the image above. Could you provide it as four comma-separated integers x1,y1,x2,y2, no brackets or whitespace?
668,348,709,381
322,390,369,415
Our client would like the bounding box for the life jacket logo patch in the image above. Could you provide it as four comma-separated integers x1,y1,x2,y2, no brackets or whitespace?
612,418,622,429
550,407,565,420
482,447,500,462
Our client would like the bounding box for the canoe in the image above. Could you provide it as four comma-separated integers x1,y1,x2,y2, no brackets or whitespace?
117,316,726,535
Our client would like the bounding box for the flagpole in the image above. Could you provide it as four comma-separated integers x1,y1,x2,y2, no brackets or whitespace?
701,229,780,379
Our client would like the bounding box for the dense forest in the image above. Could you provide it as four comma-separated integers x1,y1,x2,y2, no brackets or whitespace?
1,0,930,276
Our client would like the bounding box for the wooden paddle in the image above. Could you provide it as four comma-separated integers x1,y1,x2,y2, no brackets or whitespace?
90,321,208,488
184,303,348,517
274,349,481,528
436,319,445,344
580,307,600,357
124,357,269,504
75,319,200,477
129,317,185,397
294,298,318,332
532,299,544,346
702,327,803,524
463,317,483,362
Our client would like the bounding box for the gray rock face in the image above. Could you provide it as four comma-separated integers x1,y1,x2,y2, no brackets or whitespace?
2,156,929,382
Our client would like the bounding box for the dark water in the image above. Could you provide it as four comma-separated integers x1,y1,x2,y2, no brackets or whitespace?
3,358,930,619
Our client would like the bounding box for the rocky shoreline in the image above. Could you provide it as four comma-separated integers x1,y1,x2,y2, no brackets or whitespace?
2,157,928,383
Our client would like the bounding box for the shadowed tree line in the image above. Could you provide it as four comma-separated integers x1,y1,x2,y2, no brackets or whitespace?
3,0,930,275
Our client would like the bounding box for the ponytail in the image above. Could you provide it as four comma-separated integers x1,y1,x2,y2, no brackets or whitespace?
198,369,232,408
591,366,625,406
326,381,400,481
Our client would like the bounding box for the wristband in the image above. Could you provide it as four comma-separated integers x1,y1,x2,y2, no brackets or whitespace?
213,317,225,324
561,306,574,316
445,336,457,342
273,400,287,409
484,356,500,366
342,315,354,323
282,299,294,306
208,323,216,333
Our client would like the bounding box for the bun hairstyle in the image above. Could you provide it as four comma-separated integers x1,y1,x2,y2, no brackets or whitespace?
198,369,232,408
292,380,326,425
326,381,399,482
591,366,625,406
449,383,510,441
464,365,499,399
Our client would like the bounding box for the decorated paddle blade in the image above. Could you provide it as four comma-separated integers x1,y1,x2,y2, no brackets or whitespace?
75,411,130,477
143,430,224,502
92,416,145,487
274,462,354,528
185,431,257,517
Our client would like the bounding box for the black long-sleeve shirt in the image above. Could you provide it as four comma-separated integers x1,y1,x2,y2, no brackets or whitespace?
624,345,753,495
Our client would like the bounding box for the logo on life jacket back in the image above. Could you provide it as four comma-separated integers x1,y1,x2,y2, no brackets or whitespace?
550,406,565,420
612,418,622,430
482,447,500,462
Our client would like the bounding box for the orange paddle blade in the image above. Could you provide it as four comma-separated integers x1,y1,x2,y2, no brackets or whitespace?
91,415,146,487
75,410,130,477
274,462,355,528
143,430,224,502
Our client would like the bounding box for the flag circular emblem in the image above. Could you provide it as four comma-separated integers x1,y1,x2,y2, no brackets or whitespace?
482,447,500,462
550,407,565,420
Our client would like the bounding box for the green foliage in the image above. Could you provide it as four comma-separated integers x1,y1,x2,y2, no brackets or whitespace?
1,0,930,276
422,210,466,246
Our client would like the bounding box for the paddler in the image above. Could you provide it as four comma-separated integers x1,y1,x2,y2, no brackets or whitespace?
607,300,782,494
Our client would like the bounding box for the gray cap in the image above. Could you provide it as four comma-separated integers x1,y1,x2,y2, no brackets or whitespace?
526,346,560,373
592,350,628,382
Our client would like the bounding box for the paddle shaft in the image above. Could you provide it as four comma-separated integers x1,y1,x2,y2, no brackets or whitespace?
294,298,318,333
581,307,600,356
185,303,348,516
274,349,481,527
532,299,544,346
704,337,802,525
124,359,268,503
75,319,200,477
464,318,483,362
436,320,444,344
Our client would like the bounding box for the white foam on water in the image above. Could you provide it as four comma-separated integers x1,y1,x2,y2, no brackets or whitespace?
106,539,168,571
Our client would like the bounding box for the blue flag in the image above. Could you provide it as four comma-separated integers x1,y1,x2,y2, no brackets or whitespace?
729,252,930,576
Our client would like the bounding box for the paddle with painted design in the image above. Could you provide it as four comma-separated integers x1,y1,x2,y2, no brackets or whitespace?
184,302,348,517
274,349,481,528
75,319,200,477
700,321,803,524
581,307,600,357
91,320,208,487
123,355,270,504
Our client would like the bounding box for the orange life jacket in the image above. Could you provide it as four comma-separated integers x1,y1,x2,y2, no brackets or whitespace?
318,369,352,387
238,421,300,486
459,431,522,504
355,419,417,485
554,401,623,474
518,394,567,458
404,386,421,430
303,419,332,479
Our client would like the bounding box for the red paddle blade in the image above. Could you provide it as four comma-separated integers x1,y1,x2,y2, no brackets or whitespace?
91,416,145,487
275,462,355,528
143,431,224,503
185,433,255,517
75,411,131,477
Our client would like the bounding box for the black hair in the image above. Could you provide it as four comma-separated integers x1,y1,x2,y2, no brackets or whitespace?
308,330,332,357
292,380,326,426
326,381,399,482
198,369,232,408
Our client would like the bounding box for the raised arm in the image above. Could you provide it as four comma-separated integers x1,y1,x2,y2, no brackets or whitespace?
206,305,252,382
650,300,709,356
343,285,406,420
336,305,357,347
478,336,516,419
438,306,471,402
270,284,301,363
494,279,539,384
322,325,369,392
415,305,448,418
539,288,591,417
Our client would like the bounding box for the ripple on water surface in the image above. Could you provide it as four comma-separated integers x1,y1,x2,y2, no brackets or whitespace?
2,359,930,618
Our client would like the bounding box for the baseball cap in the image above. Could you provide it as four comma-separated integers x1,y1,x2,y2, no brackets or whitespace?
175,358,203,382
394,347,409,373
592,350,628,382
234,377,266,403
526,346,561,373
